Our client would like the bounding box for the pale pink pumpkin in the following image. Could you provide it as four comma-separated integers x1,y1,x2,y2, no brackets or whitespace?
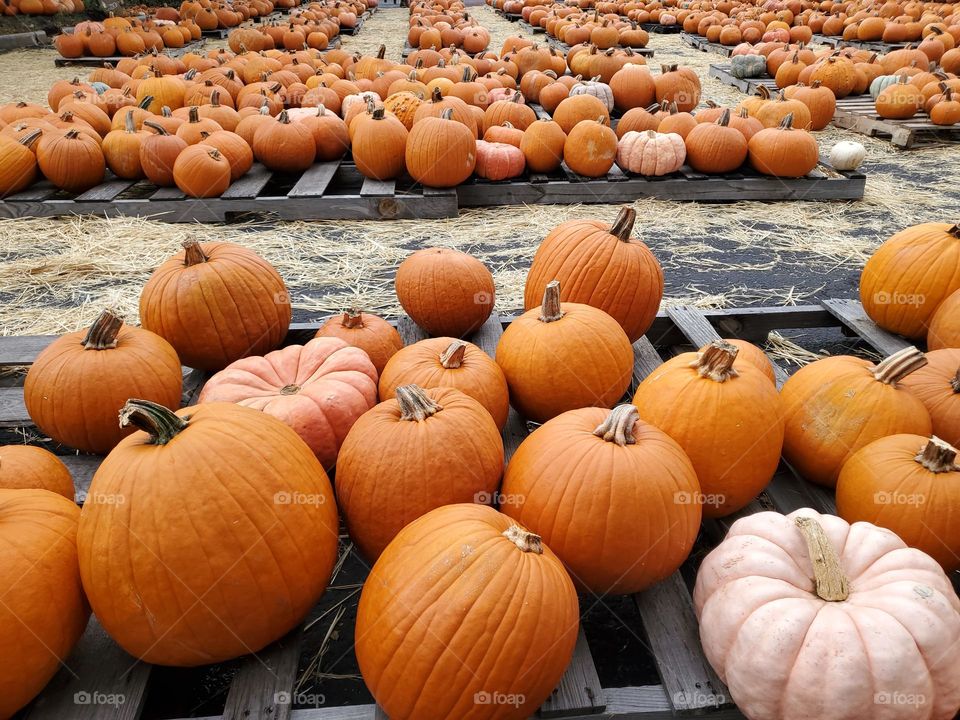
197,337,378,468
616,130,686,175
474,140,525,180
694,508,960,720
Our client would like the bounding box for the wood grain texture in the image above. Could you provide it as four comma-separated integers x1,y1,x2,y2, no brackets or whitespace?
222,629,302,720
539,630,606,718
820,298,912,356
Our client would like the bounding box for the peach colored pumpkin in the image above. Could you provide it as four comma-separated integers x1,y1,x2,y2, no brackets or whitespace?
474,139,525,180
198,337,378,469
616,129,685,175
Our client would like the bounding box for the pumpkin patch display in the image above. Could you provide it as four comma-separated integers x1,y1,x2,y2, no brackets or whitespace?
501,404,701,594
335,384,504,560
633,340,783,517
140,240,291,371
78,399,339,666
314,309,402,375
695,509,960,720
497,280,633,423
0,445,75,500
198,337,378,468
356,503,578,720
0,489,89,719
24,309,182,455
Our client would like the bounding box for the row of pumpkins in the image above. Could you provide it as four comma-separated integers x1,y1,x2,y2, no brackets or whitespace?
54,17,210,59
1,0,80,16
3,209,960,719
226,0,373,52
408,0,493,52
517,6,655,48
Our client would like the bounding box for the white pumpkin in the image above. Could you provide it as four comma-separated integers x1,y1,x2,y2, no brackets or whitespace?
340,91,380,120
829,140,866,171
694,508,960,720
616,130,686,176
569,76,615,111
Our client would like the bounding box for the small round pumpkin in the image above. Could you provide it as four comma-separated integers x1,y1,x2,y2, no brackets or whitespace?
502,404,701,594
24,309,182,455
617,129,685,176
351,106,408,180
198,337,378,468
474,139,524,180
520,118,566,173
684,108,748,174
140,121,187,187
355,503,578,720
36,128,105,193
253,109,316,172
900,348,960,446
0,445,74,499
929,288,960,350
395,247,494,337
172,144,231,198
747,113,818,178
406,108,476,187
314,309,402,375
564,116,617,177
336,385,504,560
497,280,633,423
139,240,291,371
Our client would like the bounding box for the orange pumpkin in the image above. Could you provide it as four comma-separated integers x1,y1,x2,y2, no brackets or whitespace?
900,348,960,447
0,445,74,499
928,288,960,350
314,309,403,375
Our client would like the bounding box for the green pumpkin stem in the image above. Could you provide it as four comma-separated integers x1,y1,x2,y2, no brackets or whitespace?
692,340,739,382
502,524,543,554
795,516,850,602
182,239,208,266
593,404,638,446
915,436,958,473
610,206,636,242
396,384,441,421
341,308,364,329
82,309,123,350
539,280,564,323
872,346,927,385
440,340,467,369
119,399,188,445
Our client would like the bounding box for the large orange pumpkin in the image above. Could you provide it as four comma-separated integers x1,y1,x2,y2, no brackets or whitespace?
524,206,663,342
140,240,291,371
860,222,960,340
314,309,402,375
355,503,579,720
901,348,960,447
633,340,783,517
928,287,960,350
781,347,933,487
502,404,701,593
198,337,378,469
0,489,89,719
335,385,504,560
837,434,960,572
378,338,510,429
497,280,633,423
0,445,74,499
395,247,495,337
78,399,339,666
24,309,182,455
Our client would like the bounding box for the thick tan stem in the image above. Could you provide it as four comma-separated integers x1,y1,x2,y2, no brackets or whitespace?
342,308,364,329
396,384,442,421
952,368,960,393
610,206,636,242
872,346,927,385
794,516,850,602
593,404,638,446
82,309,123,350
503,524,543,554
539,280,564,323
691,340,739,382
440,340,467,369
182,239,208,266
119,399,188,445
280,384,300,395
916,436,959,473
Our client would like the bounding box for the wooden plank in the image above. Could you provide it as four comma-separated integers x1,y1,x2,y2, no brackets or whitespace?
665,305,725,348
4,183,59,202
288,162,340,198
222,628,301,720
75,178,137,203
62,455,101,504
0,335,54,365
630,336,662,395
221,164,273,199
539,630,605,718
26,618,151,720
819,298,912,356
0,386,28,427
359,177,396,197
396,316,428,346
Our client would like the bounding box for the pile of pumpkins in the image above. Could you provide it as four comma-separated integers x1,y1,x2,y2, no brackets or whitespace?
3,209,960,720
54,15,204,59
518,6,652,48
1,0,80,15
227,0,373,50
408,0,492,52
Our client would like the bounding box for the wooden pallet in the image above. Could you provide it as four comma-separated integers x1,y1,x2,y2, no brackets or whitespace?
640,22,681,34
6,300,957,720
0,161,457,222
707,63,778,95
340,17,364,35
812,33,907,53
54,39,205,67
681,32,735,57
830,96,960,148
520,19,546,33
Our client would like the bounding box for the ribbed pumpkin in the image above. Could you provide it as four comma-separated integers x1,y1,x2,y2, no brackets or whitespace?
78,399,339,666
253,109,315,172
564,116,617,177
379,338,509,429
351,106,407,180
102,108,145,179
520,118,566,172
837,434,960,572
781,347,933,487
633,340,783,517
172,144,231,198
747,113,818,177
406,108,476,187
336,385,504,560
929,288,960,350
355,503,579,720
497,281,633,423
139,240,291,371
139,121,187,187
0,489,89,719
310,310,399,375
198,337,378,469
0,129,40,197
24,309,182,455
900,348,960,446
36,128,105,193
684,108,748,174
294,104,350,161
395,247,495,337
524,206,662,342
0,445,74,499
861,222,960,340
199,129,253,181
502,404,700,593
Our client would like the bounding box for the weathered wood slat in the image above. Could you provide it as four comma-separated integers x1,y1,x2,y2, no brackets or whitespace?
222,628,302,720
75,178,137,202
62,455,101,503
221,164,273,199
288,162,340,198
0,386,28,427
0,335,54,365
360,177,396,197
819,298,912,355
540,631,606,718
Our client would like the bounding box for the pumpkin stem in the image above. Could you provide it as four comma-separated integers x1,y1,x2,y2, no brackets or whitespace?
872,346,927,385
440,340,467,369
82,308,123,350
188,105,200,123
717,107,731,127
396,384,442,421
431,86,443,103
124,108,136,133
182,239,208,267
593,404,638,446
794,516,850,602
502,524,543,554
539,280,564,323
948,223,960,239
119,399,188,446
610,206,635,242
341,308,364,329
143,120,168,135
952,367,960,393
915,436,959,473
778,112,795,129
691,340,739,382
440,108,455,120
280,384,301,395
